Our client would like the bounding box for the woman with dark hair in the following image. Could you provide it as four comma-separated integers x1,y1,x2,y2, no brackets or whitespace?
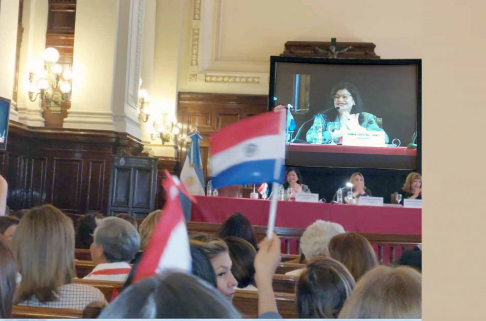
223,236,257,290
218,213,258,249
328,233,378,281
75,213,103,249
297,257,355,318
306,82,388,144
0,216,19,243
0,238,17,318
190,241,218,288
99,272,241,319
283,167,311,196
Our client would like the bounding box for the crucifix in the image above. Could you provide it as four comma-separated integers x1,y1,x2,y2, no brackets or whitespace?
315,38,353,58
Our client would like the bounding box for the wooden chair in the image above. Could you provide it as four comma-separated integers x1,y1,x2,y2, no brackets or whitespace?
281,254,301,262
276,262,305,275
75,260,95,278
272,274,298,293
75,248,92,261
73,279,124,302
12,305,83,319
233,290,296,318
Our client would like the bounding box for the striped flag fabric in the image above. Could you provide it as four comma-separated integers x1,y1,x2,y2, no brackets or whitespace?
133,173,191,282
209,111,286,189
180,132,205,196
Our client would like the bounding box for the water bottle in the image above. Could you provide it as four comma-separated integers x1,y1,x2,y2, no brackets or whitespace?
279,185,285,201
206,180,213,196
336,188,343,204
312,114,324,144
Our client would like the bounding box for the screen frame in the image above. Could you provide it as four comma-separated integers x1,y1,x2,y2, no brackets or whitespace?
268,56,422,173
0,96,11,151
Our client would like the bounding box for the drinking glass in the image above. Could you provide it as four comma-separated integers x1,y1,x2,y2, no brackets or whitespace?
327,122,337,145
396,193,403,204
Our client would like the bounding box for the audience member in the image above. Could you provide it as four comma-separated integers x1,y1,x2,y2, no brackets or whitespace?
98,272,241,318
13,209,28,220
218,213,258,249
115,213,138,229
398,246,422,272
0,216,19,243
0,238,16,319
12,205,107,310
0,175,7,216
197,238,238,301
338,266,422,319
139,210,163,251
223,236,257,290
190,241,217,288
84,217,140,282
75,213,103,249
297,257,355,318
286,220,345,276
328,232,378,281
191,232,219,242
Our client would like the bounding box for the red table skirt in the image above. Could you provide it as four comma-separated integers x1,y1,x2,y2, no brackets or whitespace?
191,196,422,235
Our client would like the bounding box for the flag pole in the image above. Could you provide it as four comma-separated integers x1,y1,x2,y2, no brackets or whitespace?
267,182,280,239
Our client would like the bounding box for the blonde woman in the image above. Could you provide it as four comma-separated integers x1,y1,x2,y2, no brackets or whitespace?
12,205,107,310
338,266,421,319
344,172,372,204
402,172,422,200
138,210,163,251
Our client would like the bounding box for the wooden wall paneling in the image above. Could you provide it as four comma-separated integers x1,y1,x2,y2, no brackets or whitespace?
111,167,131,208
27,157,48,208
86,160,105,212
6,153,26,210
47,0,77,34
51,158,83,212
132,168,152,208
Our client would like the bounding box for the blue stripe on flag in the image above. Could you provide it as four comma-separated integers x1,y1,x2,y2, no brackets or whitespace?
189,134,205,187
211,159,284,189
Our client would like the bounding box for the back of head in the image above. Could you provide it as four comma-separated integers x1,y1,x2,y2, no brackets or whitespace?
218,213,257,249
190,241,217,288
223,236,256,288
14,209,29,220
99,272,241,318
12,205,75,303
115,213,138,229
93,217,140,263
300,220,345,260
139,210,163,250
399,247,422,272
0,238,17,318
197,238,229,260
297,257,355,318
75,213,103,249
338,265,422,319
328,233,378,281
0,216,19,234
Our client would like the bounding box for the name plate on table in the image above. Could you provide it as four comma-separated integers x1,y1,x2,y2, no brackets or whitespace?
357,196,384,206
342,131,386,147
404,199,422,208
295,193,319,203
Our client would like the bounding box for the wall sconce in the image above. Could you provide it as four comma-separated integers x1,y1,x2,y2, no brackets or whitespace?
150,116,182,145
138,89,150,123
27,47,72,114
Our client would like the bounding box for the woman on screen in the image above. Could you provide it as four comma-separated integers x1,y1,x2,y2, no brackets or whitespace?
306,82,389,144
402,172,422,200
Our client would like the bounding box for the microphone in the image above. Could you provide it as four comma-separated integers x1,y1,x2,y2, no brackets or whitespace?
291,106,336,143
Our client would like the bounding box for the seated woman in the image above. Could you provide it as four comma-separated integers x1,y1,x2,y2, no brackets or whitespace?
344,172,372,204
190,241,218,288
75,213,103,249
12,205,107,310
306,82,389,144
218,212,258,249
284,167,311,200
0,216,19,243
402,172,422,200
297,257,355,318
223,236,257,291
328,233,378,281
197,238,238,301
338,266,421,319
0,238,17,319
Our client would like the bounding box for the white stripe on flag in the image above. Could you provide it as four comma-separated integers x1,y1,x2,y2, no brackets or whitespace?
155,220,192,273
210,134,285,177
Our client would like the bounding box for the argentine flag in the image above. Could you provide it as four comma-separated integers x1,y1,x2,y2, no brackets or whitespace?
180,132,205,196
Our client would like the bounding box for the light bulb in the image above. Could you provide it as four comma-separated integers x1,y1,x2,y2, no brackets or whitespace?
62,69,72,80
144,94,151,103
51,64,62,74
60,82,71,93
37,79,49,90
139,89,148,99
346,182,353,188
43,47,60,63
172,127,180,135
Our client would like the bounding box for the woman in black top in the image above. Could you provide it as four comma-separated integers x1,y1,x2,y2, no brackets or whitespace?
402,172,422,200
344,172,372,204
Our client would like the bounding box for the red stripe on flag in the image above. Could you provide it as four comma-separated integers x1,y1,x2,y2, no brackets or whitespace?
210,111,284,155
133,178,186,282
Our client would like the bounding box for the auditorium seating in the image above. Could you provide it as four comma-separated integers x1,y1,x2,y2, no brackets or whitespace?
75,260,96,278
73,279,124,302
276,262,306,275
233,290,297,318
12,305,83,319
74,248,92,261
272,274,298,293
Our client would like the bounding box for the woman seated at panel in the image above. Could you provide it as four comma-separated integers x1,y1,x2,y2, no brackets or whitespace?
12,205,107,310
306,82,389,144
344,172,372,204
284,167,311,199
402,172,422,200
